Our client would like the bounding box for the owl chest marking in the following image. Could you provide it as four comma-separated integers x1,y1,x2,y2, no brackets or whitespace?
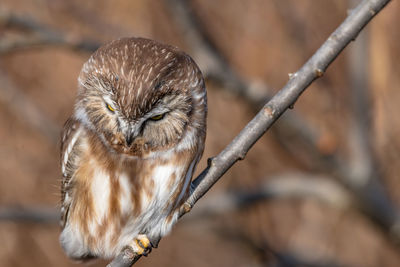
70,142,190,242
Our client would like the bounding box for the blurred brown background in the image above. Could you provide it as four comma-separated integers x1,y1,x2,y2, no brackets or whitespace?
1,0,400,266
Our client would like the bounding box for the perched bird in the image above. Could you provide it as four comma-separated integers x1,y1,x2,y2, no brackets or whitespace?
59,37,207,260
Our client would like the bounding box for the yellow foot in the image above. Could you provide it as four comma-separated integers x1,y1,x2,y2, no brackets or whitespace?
129,234,152,257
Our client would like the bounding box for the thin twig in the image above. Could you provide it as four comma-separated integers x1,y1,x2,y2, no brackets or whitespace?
108,0,391,266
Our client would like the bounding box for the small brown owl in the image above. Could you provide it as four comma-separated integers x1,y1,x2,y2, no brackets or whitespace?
60,37,207,260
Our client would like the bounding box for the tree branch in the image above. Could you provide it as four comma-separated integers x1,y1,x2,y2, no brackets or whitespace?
108,0,392,265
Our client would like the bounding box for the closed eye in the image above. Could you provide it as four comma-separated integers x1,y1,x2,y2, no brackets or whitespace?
149,113,165,121
106,103,115,112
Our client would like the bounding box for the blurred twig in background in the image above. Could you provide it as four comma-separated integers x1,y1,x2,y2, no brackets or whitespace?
188,173,354,219
343,5,400,240
0,70,60,145
219,228,351,267
0,206,58,224
165,0,270,106
0,9,100,53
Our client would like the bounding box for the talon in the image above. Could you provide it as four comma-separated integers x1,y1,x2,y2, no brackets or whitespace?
142,247,151,257
130,234,152,256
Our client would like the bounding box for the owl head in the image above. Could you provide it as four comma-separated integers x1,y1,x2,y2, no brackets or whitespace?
74,38,207,157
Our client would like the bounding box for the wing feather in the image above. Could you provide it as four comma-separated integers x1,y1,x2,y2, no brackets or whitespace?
60,118,83,228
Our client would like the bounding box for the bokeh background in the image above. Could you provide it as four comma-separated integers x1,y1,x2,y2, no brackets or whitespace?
1,0,400,266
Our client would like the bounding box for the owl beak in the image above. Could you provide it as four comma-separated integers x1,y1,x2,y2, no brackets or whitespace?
125,134,134,147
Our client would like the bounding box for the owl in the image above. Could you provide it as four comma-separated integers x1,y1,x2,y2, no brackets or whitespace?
59,37,207,260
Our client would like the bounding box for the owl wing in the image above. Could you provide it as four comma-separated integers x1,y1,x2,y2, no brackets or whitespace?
60,117,83,228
